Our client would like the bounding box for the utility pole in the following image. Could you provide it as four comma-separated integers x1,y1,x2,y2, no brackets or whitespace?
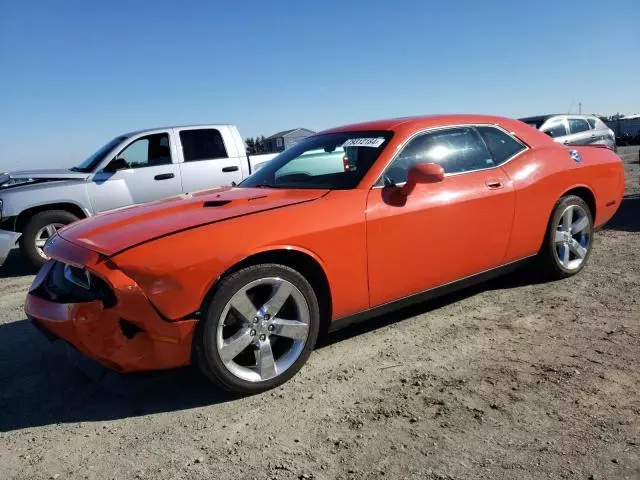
578,102,582,114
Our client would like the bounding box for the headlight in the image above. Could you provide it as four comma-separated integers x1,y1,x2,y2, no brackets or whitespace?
63,264,91,290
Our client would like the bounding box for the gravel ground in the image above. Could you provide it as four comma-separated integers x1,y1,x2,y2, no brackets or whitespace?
0,147,638,480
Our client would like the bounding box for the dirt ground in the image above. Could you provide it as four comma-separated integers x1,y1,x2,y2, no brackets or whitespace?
1,147,638,480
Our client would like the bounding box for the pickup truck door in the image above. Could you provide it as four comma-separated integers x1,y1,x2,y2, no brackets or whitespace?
87,131,183,213
176,127,244,192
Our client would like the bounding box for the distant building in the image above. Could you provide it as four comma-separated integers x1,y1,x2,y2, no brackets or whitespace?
264,128,316,153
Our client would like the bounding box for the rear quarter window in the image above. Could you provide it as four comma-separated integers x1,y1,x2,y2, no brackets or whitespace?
180,129,228,162
476,126,526,165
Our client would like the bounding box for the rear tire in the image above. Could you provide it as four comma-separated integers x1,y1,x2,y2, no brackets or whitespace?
19,210,79,270
194,264,320,395
537,195,593,279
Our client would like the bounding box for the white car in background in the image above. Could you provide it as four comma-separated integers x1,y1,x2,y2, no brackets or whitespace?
519,114,616,152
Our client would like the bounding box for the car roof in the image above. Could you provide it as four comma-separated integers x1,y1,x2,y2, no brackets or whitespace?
319,114,523,134
122,124,235,137
519,114,598,123
317,114,556,150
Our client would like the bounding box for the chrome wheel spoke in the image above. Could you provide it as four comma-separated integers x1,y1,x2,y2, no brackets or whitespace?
562,207,573,231
220,327,253,363
262,280,293,317
35,223,64,257
230,291,257,324
569,239,587,259
45,224,58,236
571,216,589,234
554,230,565,244
271,318,309,340
256,338,277,380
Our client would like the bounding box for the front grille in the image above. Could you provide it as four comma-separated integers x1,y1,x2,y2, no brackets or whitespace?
35,261,117,307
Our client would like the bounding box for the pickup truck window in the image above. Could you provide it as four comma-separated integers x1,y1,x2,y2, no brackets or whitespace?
240,131,393,190
71,135,129,172
180,129,228,162
114,133,172,169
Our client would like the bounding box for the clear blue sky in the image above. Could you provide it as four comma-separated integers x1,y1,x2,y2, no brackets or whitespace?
1,0,638,170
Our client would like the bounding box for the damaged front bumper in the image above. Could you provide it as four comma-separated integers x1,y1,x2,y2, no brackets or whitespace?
0,230,21,267
25,236,198,373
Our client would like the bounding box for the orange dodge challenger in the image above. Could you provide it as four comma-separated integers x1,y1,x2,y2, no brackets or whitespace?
26,115,625,394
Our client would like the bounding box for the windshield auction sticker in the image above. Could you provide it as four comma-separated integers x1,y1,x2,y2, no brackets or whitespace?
341,137,385,148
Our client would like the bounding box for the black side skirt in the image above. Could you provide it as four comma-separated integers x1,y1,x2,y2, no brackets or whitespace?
328,256,533,333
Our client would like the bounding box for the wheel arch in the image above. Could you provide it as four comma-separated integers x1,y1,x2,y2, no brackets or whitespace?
200,247,333,335
559,185,596,221
15,202,88,232
536,184,597,255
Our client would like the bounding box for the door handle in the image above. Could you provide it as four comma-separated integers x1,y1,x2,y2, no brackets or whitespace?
486,180,504,189
154,173,175,181
590,134,596,139
222,166,239,173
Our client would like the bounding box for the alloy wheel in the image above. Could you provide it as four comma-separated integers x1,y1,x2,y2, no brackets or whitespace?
553,204,591,271
216,277,310,383
34,223,64,259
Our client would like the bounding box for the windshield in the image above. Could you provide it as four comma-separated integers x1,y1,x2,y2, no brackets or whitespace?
241,131,393,190
72,135,129,172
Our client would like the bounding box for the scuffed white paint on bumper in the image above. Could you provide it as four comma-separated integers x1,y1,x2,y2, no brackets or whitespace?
0,230,21,267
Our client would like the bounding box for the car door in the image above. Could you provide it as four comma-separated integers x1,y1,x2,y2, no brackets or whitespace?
365,126,517,307
177,127,244,193
566,118,593,145
87,132,182,213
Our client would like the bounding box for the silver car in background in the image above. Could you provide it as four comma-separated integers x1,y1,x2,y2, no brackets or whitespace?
519,114,616,151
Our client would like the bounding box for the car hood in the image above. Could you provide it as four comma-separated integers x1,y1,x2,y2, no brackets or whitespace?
58,187,329,256
1,168,89,189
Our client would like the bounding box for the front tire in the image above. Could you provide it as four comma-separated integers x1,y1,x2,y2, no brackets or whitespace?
19,210,79,270
538,195,593,279
194,264,320,394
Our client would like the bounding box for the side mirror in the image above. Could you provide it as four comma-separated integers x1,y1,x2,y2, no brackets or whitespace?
103,158,128,173
400,162,445,196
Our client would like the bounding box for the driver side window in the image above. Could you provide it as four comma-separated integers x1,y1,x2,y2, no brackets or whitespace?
383,127,494,185
109,133,172,170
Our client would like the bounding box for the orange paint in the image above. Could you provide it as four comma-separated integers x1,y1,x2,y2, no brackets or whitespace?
25,115,624,373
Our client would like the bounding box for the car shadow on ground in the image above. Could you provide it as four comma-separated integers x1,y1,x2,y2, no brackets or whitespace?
0,318,234,432
604,193,640,233
0,249,35,279
0,265,549,432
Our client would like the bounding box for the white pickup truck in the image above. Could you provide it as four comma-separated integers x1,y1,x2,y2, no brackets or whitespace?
0,124,277,269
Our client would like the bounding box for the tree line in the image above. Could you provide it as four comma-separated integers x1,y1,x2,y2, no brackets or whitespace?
245,136,267,155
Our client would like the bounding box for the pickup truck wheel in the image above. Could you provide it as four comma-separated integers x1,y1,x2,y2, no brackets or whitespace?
194,264,320,395
538,195,593,279
20,210,79,270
